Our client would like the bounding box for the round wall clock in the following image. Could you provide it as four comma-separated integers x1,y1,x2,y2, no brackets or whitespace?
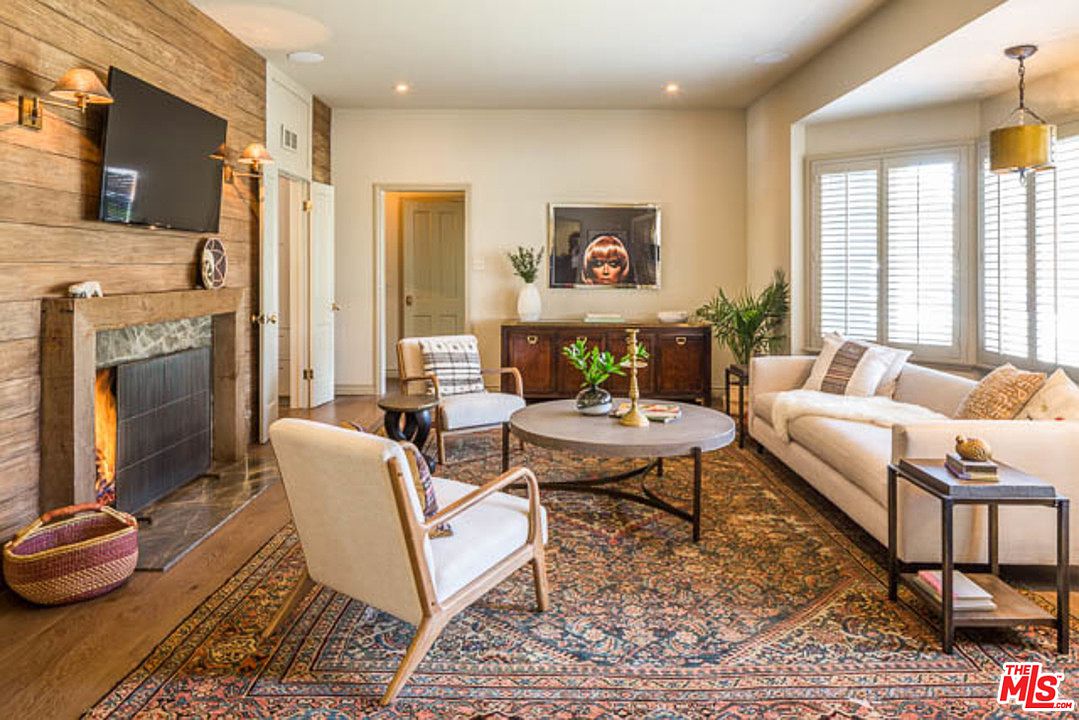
200,237,228,289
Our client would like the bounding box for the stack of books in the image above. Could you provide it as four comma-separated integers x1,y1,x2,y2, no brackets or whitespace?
583,313,624,323
914,570,997,611
945,452,998,482
610,402,682,423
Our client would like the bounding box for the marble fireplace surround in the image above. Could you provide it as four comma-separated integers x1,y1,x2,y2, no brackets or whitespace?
41,289,248,511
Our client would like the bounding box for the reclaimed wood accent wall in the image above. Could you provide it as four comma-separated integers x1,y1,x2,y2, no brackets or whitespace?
0,0,266,540
313,97,332,184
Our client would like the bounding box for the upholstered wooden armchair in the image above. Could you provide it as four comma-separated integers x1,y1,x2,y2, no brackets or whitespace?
267,418,549,705
397,334,525,464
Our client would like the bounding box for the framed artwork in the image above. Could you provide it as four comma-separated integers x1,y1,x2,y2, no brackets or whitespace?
547,203,661,289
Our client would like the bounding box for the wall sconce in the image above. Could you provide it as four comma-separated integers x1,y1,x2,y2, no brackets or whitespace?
18,68,114,130
213,143,274,183
237,143,274,175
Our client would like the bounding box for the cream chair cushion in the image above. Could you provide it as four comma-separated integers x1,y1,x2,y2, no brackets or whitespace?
439,392,526,430
429,476,548,601
752,391,779,426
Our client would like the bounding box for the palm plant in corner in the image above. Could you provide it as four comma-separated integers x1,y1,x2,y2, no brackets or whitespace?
695,269,790,368
507,246,544,321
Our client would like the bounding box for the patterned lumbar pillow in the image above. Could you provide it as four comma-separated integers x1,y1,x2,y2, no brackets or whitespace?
339,422,452,537
1018,369,1079,421
956,364,1046,420
803,333,895,396
419,337,485,396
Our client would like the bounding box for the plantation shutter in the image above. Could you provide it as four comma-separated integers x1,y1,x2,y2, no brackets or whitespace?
816,167,879,341
1035,133,1079,367
885,159,958,348
982,157,1030,359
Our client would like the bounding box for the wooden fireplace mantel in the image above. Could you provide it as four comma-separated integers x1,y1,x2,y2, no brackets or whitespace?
40,289,249,510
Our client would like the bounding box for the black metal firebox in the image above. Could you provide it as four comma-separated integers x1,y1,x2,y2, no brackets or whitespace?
114,346,212,513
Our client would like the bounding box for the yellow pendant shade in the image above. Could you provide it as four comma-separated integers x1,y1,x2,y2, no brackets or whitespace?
989,123,1055,174
48,68,113,111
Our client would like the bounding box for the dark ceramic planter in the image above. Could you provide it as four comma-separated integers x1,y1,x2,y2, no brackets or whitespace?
575,385,612,416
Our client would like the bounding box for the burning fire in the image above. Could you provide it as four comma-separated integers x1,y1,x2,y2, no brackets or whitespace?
94,368,118,505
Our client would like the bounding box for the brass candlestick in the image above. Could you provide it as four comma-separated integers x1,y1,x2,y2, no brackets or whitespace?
619,328,649,428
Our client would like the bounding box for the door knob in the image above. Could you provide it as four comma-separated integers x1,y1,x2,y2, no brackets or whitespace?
250,313,264,324
405,294,414,306
268,313,278,324
331,302,341,312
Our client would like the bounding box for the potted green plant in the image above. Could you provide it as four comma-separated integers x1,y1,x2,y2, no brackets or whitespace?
695,269,790,367
561,339,648,415
507,246,544,321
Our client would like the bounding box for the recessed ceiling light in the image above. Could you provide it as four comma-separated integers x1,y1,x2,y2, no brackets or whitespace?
754,51,790,65
394,82,411,94
287,51,324,64
664,82,680,95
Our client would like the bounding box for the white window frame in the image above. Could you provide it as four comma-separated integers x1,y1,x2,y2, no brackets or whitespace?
806,144,974,363
978,120,1079,372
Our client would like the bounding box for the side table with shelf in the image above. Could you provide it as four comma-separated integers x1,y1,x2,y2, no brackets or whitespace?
887,458,1069,654
724,363,748,449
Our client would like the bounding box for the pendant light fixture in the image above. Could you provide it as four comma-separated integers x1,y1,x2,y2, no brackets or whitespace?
990,45,1054,179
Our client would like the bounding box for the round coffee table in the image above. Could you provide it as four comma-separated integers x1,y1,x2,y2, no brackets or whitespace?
509,399,736,541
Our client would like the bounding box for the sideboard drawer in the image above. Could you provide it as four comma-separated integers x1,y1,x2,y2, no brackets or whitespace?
655,332,707,395
503,329,557,395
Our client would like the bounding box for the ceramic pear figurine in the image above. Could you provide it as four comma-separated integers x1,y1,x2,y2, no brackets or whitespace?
955,435,992,462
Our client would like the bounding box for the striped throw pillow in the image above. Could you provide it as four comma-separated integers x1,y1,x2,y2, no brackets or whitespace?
803,334,894,397
419,337,485,396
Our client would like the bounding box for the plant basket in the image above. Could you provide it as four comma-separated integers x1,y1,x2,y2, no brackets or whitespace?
3,503,138,606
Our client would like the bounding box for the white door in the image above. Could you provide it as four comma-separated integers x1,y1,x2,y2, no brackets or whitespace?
402,200,465,337
309,182,335,406
257,164,280,443
287,178,310,408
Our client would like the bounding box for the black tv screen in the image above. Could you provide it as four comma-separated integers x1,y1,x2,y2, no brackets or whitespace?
98,68,227,233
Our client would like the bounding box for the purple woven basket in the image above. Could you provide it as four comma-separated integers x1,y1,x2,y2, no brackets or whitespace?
2,503,138,605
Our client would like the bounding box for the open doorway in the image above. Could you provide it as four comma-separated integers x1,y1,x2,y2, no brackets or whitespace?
380,189,467,391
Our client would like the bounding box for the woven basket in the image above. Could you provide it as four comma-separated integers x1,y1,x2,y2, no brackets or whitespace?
3,503,138,606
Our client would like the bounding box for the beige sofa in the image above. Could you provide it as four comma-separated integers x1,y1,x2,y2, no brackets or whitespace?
749,356,1079,566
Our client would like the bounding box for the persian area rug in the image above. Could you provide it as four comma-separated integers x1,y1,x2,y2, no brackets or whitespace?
89,433,1079,718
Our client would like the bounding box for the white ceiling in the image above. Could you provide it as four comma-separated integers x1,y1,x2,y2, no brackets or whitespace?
809,0,1079,122
192,0,886,109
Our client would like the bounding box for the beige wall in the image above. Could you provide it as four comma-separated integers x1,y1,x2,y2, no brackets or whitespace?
332,109,746,391
980,62,1079,135
745,0,1005,352
805,101,981,157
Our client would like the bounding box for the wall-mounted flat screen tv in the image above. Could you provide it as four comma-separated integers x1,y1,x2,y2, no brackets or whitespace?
98,68,227,233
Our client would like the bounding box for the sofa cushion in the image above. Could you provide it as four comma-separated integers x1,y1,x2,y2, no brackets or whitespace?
429,476,547,602
787,416,893,506
893,363,977,417
440,392,526,430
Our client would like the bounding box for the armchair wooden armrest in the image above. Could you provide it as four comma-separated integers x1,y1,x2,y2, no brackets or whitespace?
400,373,441,399
423,466,542,540
481,366,523,396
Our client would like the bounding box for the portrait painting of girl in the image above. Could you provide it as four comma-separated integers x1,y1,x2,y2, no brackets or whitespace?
548,204,660,289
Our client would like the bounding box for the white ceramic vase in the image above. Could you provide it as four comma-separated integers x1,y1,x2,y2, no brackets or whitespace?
517,282,541,321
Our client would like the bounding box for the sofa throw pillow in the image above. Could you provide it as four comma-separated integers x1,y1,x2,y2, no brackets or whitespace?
873,343,913,398
419,337,485,396
339,422,452,537
956,364,1046,420
1019,369,1079,421
803,333,894,396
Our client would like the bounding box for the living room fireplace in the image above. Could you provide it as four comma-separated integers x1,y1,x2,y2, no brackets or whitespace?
41,289,248,512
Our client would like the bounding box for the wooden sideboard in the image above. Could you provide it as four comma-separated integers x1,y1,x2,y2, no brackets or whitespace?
500,321,712,406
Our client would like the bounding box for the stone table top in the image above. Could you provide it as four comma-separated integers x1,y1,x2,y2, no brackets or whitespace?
377,393,440,412
510,399,736,458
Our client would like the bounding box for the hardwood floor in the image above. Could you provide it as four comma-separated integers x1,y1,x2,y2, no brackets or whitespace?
0,395,382,720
